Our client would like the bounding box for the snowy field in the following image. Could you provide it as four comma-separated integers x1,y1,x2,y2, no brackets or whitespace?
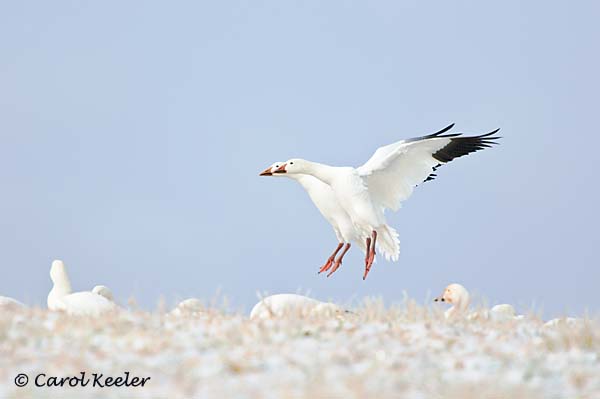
1,299,599,399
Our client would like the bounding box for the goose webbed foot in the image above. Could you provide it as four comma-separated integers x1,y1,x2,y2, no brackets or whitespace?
318,243,344,274
326,243,351,278
318,257,335,274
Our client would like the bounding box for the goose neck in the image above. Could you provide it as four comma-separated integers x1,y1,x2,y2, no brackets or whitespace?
303,161,337,185
52,276,72,297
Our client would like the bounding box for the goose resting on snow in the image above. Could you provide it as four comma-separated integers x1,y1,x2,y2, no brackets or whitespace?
0,296,26,310
170,298,204,316
250,294,346,319
262,124,500,279
543,317,580,328
47,260,116,316
434,283,522,321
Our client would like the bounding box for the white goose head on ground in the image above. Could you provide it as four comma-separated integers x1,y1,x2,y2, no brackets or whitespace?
48,259,73,306
434,283,470,318
262,124,500,279
48,260,117,316
92,285,115,302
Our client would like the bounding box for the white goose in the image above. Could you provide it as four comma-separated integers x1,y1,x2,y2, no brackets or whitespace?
250,294,346,319
434,283,522,321
0,296,26,310
260,162,375,277
170,298,204,316
543,317,580,328
47,260,117,316
269,124,500,278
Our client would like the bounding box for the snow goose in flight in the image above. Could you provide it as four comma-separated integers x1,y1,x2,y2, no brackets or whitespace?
47,260,117,316
260,162,374,277
271,124,500,278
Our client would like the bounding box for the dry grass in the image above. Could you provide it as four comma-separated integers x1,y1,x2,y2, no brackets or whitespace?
0,298,598,399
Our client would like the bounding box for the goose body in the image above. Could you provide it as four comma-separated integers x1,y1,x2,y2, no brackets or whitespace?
0,296,26,310
544,317,580,328
250,294,343,319
170,298,204,316
490,304,517,321
47,260,116,316
291,174,367,253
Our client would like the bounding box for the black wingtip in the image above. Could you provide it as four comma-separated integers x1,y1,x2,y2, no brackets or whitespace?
412,123,460,142
431,128,501,163
476,128,501,138
430,123,456,136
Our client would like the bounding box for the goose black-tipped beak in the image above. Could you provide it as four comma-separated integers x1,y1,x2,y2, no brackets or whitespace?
259,167,273,176
273,163,287,174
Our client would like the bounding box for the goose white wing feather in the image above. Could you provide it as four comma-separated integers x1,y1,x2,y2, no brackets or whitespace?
357,124,500,211
56,292,116,316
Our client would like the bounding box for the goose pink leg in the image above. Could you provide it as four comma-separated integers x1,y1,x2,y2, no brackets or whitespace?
327,243,351,277
319,243,344,274
363,237,371,278
363,230,377,280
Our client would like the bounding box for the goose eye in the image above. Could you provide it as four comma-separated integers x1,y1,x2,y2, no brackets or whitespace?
290,162,294,165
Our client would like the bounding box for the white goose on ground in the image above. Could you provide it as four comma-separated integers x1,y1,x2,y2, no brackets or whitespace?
250,294,346,319
47,260,117,316
260,162,374,277
434,283,522,321
0,296,26,310
268,124,500,278
543,317,580,328
170,298,204,316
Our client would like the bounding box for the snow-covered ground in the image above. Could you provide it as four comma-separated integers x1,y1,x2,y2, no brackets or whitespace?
1,299,598,399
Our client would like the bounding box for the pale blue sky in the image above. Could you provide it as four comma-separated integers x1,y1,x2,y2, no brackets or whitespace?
1,1,598,316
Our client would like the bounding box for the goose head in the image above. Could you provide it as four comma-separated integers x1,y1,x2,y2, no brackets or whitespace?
259,162,284,177
50,260,71,287
434,283,470,316
269,159,307,175
92,285,114,302
48,259,73,308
